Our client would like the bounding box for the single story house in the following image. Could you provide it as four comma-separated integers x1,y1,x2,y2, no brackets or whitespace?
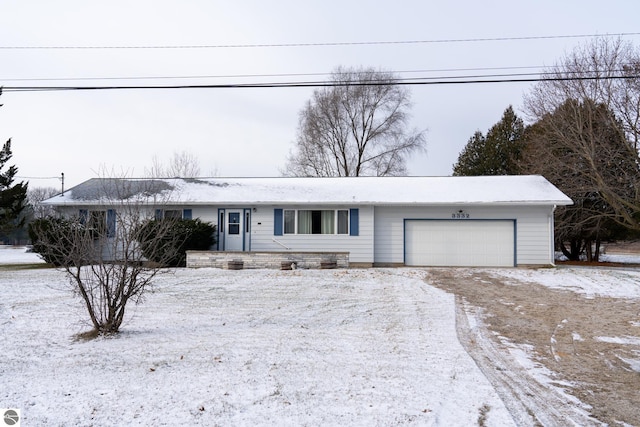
44,175,572,268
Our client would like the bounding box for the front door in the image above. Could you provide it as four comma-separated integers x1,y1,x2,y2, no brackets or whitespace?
225,210,244,251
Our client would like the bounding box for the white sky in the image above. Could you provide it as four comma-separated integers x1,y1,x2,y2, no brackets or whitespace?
1,1,639,189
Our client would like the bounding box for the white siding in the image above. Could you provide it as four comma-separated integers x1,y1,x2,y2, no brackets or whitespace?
187,207,218,225
249,205,375,264
513,206,555,265
191,204,377,262
80,204,376,263
374,205,555,266
55,203,555,266
374,206,407,264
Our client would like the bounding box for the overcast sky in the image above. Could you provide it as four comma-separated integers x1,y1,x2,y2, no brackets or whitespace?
1,1,639,189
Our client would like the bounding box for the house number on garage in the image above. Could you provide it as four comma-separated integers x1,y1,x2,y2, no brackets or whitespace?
451,211,470,219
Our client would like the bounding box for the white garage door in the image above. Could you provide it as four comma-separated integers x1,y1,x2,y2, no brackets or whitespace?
405,220,515,267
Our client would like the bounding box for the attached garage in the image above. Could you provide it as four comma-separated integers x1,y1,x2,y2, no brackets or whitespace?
404,220,515,267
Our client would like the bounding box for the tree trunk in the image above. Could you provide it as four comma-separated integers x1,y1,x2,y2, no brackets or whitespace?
585,240,593,262
560,239,582,261
593,239,602,262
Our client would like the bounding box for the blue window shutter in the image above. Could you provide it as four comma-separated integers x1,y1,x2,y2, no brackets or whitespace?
274,209,283,236
349,208,359,236
183,209,192,220
106,209,116,238
79,209,88,224
155,209,163,220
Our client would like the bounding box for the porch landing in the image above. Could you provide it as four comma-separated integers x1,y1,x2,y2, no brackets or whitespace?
186,251,350,270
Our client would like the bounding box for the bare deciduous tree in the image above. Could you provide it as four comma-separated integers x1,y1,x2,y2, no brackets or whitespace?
282,66,426,177
146,150,202,178
521,99,638,261
27,186,59,219
30,178,185,335
524,37,640,231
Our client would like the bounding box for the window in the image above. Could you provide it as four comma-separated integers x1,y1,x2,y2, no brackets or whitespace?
337,210,349,234
228,212,240,235
282,209,350,235
284,210,296,234
163,210,182,219
88,211,106,234
155,209,192,220
80,209,115,238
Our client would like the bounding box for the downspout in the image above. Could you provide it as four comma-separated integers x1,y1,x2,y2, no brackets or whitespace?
550,205,557,267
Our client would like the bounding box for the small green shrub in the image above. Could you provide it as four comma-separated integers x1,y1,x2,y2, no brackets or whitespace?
28,217,76,266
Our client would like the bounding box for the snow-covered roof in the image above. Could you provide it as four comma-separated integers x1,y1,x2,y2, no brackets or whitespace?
43,175,573,206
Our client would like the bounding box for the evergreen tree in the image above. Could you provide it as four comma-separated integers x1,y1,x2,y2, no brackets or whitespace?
452,131,486,176
0,137,29,237
1,90,28,239
453,106,524,176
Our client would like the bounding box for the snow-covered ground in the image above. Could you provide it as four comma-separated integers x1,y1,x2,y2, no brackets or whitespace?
488,265,640,300
1,246,514,426
2,245,640,426
0,245,46,265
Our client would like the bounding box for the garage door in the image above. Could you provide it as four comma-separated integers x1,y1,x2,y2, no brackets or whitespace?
405,220,515,267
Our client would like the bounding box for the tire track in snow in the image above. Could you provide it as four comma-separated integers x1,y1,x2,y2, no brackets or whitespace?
454,296,601,426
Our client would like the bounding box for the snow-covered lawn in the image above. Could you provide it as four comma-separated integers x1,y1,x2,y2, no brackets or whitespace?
0,245,46,265
2,246,640,426
1,247,513,426
486,265,640,300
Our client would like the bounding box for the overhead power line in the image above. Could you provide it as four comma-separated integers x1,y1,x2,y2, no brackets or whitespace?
1,32,639,50
3,73,639,93
0,66,547,83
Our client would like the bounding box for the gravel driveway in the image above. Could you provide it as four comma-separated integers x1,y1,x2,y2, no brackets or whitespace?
424,268,640,426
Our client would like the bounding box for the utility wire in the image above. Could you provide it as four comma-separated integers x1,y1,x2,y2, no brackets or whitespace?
0,67,631,86
1,32,639,50
0,66,548,83
3,73,639,92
